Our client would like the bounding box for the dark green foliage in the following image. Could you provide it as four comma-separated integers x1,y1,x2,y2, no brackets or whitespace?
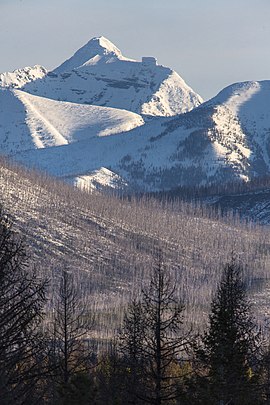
118,300,146,403
95,342,132,405
257,345,270,404
57,372,97,405
196,260,261,405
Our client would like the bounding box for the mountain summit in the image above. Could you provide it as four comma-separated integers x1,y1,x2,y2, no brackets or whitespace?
53,36,125,73
18,36,203,117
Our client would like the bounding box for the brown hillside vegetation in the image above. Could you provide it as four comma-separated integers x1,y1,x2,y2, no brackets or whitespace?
0,157,270,341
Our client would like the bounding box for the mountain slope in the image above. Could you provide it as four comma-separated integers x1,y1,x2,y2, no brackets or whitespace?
0,89,144,153
3,78,270,191
2,38,270,192
5,80,266,191
109,79,270,190
0,158,269,336
21,36,203,117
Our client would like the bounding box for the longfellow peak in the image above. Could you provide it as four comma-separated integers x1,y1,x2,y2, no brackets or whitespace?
53,36,122,73
87,36,122,56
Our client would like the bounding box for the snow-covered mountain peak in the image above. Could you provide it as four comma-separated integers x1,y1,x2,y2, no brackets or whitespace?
90,36,122,56
0,65,47,89
19,36,202,117
53,36,126,73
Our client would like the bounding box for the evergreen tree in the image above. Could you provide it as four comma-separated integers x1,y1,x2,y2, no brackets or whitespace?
118,300,146,404
259,345,270,404
198,260,261,405
96,341,128,405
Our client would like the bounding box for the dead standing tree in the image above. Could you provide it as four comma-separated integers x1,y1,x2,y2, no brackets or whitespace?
52,270,95,391
0,210,47,405
120,252,191,405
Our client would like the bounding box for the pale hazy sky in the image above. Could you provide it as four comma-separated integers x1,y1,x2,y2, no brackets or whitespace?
1,0,270,100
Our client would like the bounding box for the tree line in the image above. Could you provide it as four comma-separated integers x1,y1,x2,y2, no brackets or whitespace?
2,210,270,404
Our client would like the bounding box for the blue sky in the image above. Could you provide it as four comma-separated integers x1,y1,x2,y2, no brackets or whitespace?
1,0,270,99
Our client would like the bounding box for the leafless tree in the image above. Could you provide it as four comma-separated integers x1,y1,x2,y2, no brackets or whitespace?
0,208,47,405
120,252,191,404
52,270,95,391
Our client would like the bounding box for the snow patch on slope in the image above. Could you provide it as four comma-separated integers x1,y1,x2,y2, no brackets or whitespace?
211,104,251,175
15,90,144,144
72,167,127,191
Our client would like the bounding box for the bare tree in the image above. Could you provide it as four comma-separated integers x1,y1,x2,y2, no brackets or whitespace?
52,270,95,396
0,209,47,405
119,253,191,404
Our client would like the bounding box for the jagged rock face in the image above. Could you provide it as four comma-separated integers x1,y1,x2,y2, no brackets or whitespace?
20,36,203,117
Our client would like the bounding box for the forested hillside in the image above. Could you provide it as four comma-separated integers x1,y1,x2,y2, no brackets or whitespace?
2,159,270,403
1,158,270,339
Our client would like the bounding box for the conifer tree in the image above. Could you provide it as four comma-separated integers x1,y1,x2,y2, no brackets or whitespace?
198,260,261,405
118,300,146,404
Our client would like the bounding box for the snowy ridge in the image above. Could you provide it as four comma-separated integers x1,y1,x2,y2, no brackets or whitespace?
0,65,47,89
201,81,270,176
0,89,144,153
71,168,128,191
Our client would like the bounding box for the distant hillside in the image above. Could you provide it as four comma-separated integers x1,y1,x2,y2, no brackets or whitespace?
151,175,270,225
